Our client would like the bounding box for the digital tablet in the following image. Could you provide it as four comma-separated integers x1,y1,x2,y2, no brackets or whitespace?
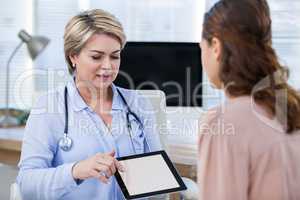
115,150,187,199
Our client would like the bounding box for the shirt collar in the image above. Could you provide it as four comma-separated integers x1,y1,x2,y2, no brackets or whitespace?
111,84,125,111
67,81,125,112
67,80,88,112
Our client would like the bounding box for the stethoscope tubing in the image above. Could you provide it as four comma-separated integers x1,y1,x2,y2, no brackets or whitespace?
59,86,151,153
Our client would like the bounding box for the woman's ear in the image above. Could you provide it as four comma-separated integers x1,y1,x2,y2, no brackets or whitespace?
69,53,78,67
211,37,222,61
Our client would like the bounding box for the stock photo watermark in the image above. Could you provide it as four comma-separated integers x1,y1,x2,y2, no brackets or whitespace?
10,67,298,136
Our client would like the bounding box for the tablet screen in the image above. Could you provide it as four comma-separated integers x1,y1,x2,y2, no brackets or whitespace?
119,154,180,195
115,151,186,199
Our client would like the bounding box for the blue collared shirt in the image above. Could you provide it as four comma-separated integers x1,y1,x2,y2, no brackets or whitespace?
17,81,162,200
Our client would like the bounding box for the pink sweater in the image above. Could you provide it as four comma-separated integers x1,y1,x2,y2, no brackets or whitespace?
198,96,300,200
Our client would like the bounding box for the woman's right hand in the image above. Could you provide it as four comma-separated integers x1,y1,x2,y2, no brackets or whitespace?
71,150,124,184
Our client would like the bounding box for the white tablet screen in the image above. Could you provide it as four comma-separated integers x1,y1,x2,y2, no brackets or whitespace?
118,154,180,195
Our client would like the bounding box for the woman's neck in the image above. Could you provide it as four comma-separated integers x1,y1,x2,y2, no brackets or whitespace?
75,78,113,112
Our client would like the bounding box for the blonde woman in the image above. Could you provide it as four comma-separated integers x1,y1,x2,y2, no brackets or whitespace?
17,9,162,200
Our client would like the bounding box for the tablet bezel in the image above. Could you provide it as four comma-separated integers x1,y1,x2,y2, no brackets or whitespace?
114,150,187,199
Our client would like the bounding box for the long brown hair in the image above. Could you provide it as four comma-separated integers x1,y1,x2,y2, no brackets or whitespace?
202,0,300,133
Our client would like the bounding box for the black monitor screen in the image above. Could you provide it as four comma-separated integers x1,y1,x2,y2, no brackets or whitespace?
115,42,202,107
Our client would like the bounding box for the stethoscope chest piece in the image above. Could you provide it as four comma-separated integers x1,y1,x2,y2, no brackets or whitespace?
58,133,73,151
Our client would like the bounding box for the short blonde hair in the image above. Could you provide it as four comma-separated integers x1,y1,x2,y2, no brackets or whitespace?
64,9,126,74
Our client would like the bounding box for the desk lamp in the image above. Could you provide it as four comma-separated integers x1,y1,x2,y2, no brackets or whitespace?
0,30,49,127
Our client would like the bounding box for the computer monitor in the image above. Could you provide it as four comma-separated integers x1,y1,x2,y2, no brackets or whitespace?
115,42,202,107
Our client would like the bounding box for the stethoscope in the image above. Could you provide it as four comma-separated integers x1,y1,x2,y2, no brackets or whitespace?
58,86,149,153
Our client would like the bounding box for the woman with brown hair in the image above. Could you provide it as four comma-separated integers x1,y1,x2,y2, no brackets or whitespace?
198,0,300,199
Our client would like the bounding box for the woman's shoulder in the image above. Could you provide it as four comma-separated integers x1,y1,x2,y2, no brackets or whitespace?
219,96,258,125
200,96,286,145
113,85,156,119
114,85,138,97
199,96,261,138
114,85,153,107
199,105,226,135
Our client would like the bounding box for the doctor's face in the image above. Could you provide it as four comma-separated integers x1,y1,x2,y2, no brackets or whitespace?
70,33,121,90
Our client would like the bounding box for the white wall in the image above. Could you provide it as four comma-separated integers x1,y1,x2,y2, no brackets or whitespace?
270,0,300,90
0,0,33,110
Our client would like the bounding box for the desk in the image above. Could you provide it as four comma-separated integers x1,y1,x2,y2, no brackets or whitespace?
0,128,196,199
0,128,197,176
0,128,23,165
